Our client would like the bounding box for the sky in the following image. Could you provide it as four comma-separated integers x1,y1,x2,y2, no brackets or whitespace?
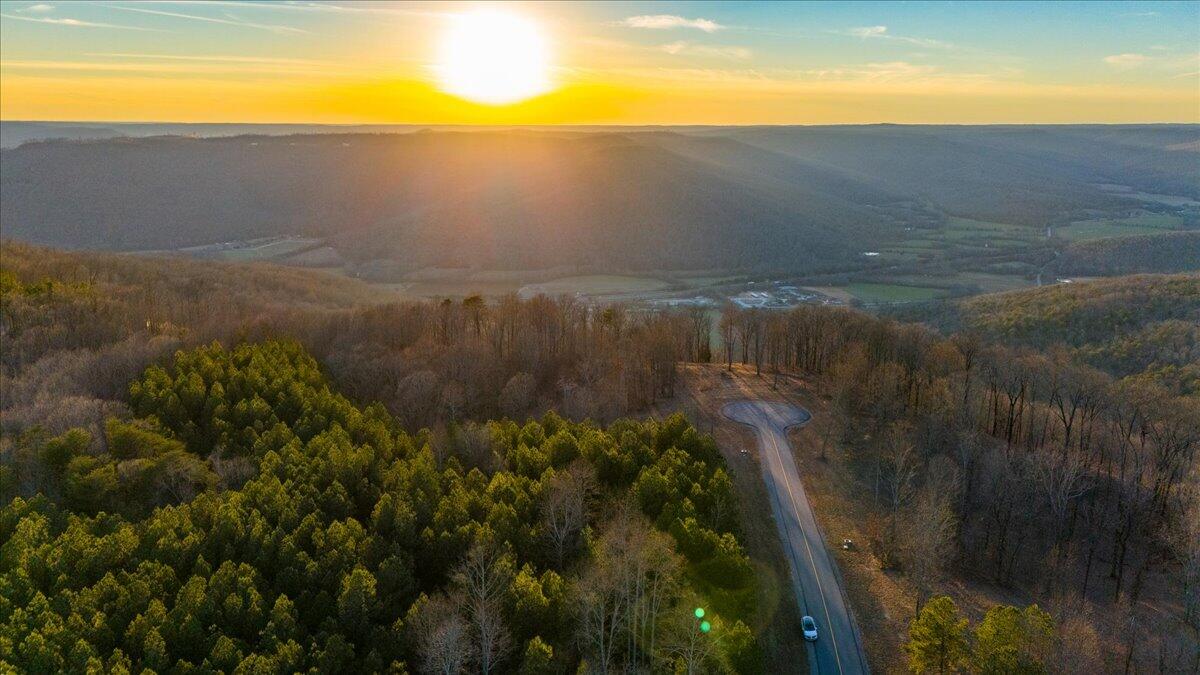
1,0,1198,124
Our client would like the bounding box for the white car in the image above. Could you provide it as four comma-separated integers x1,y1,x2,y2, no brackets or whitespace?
802,615,818,641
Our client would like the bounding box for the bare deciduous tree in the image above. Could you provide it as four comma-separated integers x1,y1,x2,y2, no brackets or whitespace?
885,427,918,518
407,592,473,675
905,478,958,613
661,609,719,675
209,448,255,490
450,421,498,473
499,372,536,420
577,506,682,672
1034,448,1089,582
397,370,440,429
452,543,513,675
577,552,626,673
1165,475,1200,630
542,461,595,567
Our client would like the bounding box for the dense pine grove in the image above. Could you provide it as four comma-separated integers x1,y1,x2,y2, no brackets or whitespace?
1,339,760,673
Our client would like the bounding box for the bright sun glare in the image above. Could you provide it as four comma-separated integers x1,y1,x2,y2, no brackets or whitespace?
436,10,551,105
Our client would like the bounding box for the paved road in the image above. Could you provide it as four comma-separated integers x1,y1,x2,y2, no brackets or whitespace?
723,400,869,675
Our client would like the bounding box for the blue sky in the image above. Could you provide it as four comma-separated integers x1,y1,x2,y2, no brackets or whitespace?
1,1,1196,123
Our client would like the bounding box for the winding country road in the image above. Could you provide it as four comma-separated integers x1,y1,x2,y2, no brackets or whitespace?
723,400,869,675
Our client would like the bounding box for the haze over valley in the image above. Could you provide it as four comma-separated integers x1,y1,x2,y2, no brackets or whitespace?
4,123,1197,306
2,2,1198,674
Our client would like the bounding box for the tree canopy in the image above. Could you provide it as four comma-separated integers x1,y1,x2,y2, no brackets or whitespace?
904,596,1054,675
1,340,760,673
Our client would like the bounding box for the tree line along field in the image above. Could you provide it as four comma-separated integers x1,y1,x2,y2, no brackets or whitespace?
1056,212,1189,241
1,243,1197,673
789,213,1196,303
185,211,1196,306
71,188,1197,312
842,283,947,304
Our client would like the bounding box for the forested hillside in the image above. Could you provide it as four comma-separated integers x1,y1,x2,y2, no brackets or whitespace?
0,242,692,444
0,132,896,271
3,244,1197,672
3,125,1196,272
957,274,1199,346
725,124,1200,226
2,339,759,672
1053,231,1200,276
910,274,1200,396
2,244,758,672
715,301,1199,671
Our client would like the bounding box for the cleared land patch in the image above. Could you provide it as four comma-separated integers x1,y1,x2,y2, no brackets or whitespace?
845,282,947,303
519,274,672,296
181,236,323,262
1058,213,1185,241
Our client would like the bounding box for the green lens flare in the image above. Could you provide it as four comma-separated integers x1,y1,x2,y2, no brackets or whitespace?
700,621,711,633
694,607,705,619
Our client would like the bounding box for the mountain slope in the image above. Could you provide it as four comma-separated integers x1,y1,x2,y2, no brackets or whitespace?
896,273,1200,395
1,132,900,271
724,124,1200,225
3,125,1196,272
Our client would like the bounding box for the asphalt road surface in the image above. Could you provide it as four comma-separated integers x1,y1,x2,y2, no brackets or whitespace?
723,400,869,675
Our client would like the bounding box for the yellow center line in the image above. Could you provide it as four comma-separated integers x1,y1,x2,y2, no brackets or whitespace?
762,405,846,675
744,408,820,675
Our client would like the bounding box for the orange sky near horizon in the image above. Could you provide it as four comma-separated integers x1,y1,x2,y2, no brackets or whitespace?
1,1,1197,125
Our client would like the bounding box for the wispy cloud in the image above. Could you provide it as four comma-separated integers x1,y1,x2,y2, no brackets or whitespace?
0,58,342,76
659,41,751,60
1104,49,1200,78
126,1,446,19
1103,51,1200,76
1103,53,1149,69
0,12,164,30
848,25,888,38
100,3,308,34
580,36,751,63
620,15,723,33
805,61,941,83
147,1,351,10
569,59,1022,91
19,3,55,12
85,52,334,66
838,25,953,49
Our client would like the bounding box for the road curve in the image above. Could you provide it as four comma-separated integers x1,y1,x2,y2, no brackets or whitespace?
723,400,868,675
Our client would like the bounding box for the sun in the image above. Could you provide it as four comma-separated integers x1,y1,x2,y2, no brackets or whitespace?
436,10,552,105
